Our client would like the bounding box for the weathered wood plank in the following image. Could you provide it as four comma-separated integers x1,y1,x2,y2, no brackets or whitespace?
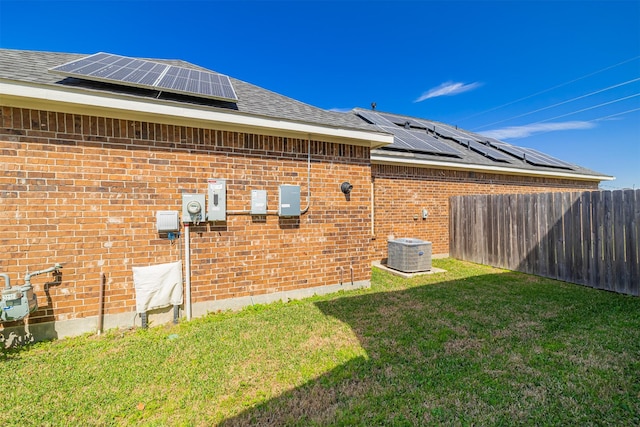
553,192,566,281
494,194,507,268
632,189,640,296
572,192,584,285
537,192,550,278
563,193,574,283
547,192,558,280
464,196,473,263
514,193,524,272
476,195,486,265
612,190,626,293
592,191,604,289
450,197,460,259
603,191,614,291
523,193,536,274
452,196,462,260
622,190,635,293
486,195,494,267
581,191,592,286
508,194,518,271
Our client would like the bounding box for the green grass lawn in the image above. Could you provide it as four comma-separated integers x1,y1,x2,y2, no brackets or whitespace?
2,259,639,426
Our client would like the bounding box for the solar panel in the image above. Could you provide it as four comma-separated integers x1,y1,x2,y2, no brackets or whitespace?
381,126,461,156
354,110,459,156
488,141,526,159
356,110,397,127
49,52,238,102
519,147,575,169
378,113,426,129
425,123,512,162
488,141,574,169
460,139,513,162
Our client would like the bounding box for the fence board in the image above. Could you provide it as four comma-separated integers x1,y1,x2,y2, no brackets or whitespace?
592,191,604,289
622,190,634,293
553,192,566,281
537,192,549,278
612,190,626,293
547,192,557,279
524,194,535,274
508,194,518,271
486,195,495,267
572,193,585,285
497,194,506,267
631,190,640,296
603,191,614,291
449,189,639,296
581,191,592,286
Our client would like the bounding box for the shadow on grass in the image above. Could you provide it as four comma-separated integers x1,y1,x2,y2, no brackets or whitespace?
221,268,640,426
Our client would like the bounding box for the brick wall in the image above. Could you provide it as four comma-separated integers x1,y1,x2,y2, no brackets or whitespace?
0,105,603,336
372,164,599,258
0,107,372,329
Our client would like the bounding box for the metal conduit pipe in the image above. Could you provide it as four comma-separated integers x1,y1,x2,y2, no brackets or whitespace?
1,273,9,290
184,222,192,321
97,273,105,335
24,263,62,288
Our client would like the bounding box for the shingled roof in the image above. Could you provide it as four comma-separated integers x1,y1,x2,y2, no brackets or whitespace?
0,49,612,181
0,49,380,133
353,108,611,180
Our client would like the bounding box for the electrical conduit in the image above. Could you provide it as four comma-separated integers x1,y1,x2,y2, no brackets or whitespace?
184,222,192,320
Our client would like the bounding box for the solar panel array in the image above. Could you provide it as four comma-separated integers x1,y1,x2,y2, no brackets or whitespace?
356,111,461,157
425,123,513,162
410,115,573,170
49,52,238,102
488,141,575,169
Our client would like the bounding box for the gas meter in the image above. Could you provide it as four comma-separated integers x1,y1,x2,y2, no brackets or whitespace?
1,263,62,322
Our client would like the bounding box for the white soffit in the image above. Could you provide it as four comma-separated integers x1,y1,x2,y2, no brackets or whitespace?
371,152,614,182
0,80,393,148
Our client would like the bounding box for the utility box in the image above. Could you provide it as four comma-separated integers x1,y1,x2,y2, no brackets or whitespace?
156,211,180,232
278,185,300,217
251,190,267,215
207,179,226,221
387,238,432,273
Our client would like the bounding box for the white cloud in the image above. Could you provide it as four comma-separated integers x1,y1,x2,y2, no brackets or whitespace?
415,81,482,102
480,121,595,140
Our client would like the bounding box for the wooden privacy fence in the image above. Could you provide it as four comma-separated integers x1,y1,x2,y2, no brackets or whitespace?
450,190,639,296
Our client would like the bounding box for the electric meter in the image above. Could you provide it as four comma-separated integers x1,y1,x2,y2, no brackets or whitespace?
181,193,206,224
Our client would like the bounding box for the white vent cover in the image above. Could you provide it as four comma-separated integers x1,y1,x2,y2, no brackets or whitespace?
156,211,179,232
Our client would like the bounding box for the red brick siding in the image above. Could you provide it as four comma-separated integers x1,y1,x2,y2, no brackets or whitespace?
1,107,372,325
372,164,598,257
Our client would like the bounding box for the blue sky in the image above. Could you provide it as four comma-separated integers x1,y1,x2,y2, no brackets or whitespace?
1,0,638,188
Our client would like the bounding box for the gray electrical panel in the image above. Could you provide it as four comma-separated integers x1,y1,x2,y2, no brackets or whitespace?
278,185,300,217
251,190,267,215
207,178,226,221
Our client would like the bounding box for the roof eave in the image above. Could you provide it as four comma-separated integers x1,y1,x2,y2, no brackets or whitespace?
0,79,393,149
371,152,614,182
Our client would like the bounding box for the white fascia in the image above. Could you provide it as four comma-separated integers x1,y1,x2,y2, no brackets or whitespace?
0,80,393,148
371,152,614,182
